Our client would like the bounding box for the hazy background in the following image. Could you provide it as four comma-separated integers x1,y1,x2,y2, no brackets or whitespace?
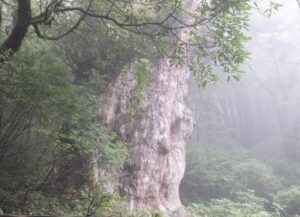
181,0,300,209
188,0,300,163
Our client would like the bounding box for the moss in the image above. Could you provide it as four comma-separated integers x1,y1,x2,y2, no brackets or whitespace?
133,58,151,100
127,58,151,116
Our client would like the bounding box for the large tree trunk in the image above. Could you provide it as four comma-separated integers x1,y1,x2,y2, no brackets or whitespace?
0,0,31,55
99,60,193,215
97,1,200,214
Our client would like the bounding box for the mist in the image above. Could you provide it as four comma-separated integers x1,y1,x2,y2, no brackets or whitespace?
189,0,300,157
181,1,300,215
1,1,300,216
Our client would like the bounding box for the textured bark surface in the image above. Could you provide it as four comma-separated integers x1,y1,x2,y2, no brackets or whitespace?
100,60,193,214
0,0,31,55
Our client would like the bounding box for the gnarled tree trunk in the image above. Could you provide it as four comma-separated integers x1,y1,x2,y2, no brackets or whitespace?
99,60,193,215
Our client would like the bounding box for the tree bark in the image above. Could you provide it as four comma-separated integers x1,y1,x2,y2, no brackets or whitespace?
0,0,31,55
99,61,193,215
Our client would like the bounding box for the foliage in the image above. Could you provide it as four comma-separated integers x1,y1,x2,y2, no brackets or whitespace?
26,181,126,217
133,58,152,100
274,187,300,216
187,191,280,217
234,159,280,197
1,0,260,88
121,58,152,117
0,37,127,213
190,0,252,88
181,144,281,203
181,145,247,201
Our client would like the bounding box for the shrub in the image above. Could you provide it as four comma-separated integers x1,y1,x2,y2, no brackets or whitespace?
274,186,300,216
234,159,280,197
187,191,280,217
181,145,280,203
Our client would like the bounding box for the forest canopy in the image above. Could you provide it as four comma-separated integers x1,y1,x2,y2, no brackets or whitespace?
0,0,261,85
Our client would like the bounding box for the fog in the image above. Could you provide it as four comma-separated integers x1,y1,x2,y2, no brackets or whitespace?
2,0,300,216
189,0,300,161
181,1,300,213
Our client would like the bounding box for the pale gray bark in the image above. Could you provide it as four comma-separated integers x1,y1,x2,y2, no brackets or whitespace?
99,61,193,215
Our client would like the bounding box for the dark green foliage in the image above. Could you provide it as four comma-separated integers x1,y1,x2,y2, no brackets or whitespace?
26,182,126,217
0,38,127,214
181,145,280,203
181,143,300,217
181,145,247,201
